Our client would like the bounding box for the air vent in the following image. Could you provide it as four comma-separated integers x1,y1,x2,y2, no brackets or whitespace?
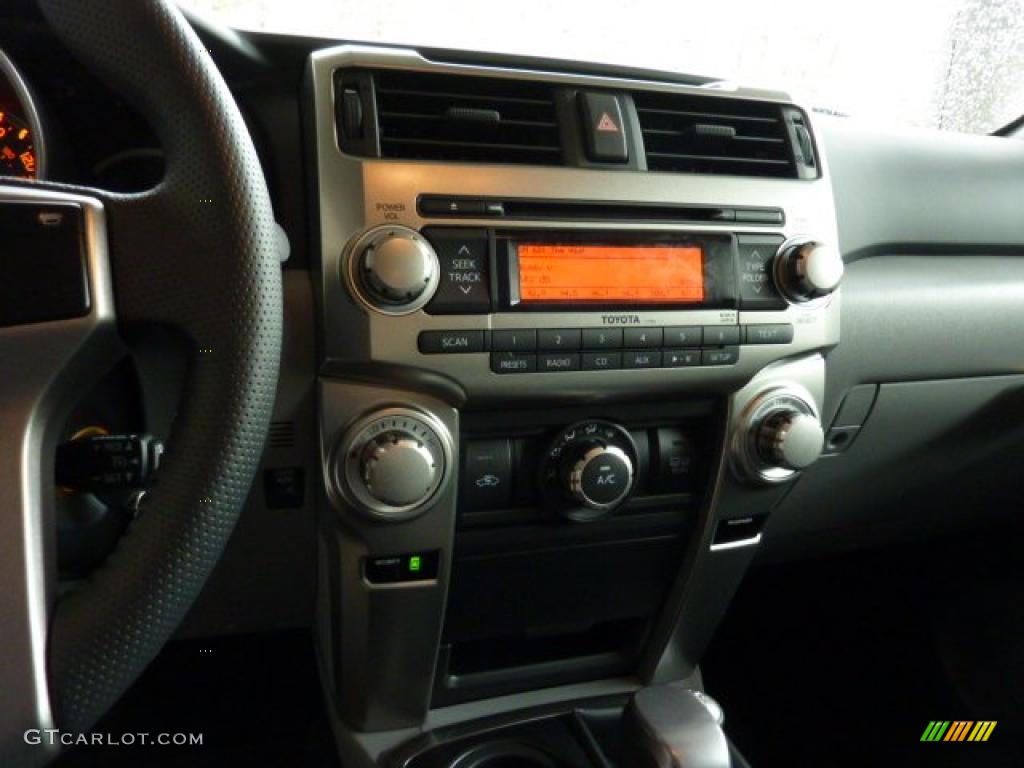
268,421,296,449
367,70,564,166
634,91,798,178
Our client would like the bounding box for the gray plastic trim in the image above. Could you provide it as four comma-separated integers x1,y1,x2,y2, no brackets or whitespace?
0,186,114,766
820,115,1024,261
318,380,459,732
642,354,825,684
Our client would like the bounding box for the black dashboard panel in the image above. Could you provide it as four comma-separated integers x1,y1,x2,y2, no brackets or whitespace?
760,118,1024,559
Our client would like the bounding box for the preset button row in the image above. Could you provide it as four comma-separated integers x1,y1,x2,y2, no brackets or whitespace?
419,324,792,355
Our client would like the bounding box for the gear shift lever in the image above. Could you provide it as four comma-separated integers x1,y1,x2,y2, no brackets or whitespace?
622,685,732,768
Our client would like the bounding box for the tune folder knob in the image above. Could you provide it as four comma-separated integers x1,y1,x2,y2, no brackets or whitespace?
774,239,843,302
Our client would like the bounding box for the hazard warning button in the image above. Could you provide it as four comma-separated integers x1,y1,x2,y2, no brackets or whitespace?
578,92,628,163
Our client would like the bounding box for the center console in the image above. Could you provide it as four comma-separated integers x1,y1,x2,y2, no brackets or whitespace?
307,43,839,766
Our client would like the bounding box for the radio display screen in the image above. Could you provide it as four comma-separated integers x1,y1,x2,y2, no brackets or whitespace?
515,243,705,303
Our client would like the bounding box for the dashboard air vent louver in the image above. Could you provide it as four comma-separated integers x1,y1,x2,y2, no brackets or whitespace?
372,70,564,166
633,91,797,178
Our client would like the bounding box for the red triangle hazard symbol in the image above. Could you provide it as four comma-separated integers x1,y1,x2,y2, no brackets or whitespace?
596,112,619,133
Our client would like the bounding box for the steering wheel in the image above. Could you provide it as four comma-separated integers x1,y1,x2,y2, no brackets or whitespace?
0,1,282,764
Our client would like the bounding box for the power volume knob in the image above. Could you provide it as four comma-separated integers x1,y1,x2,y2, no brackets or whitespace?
334,408,452,521
348,226,439,313
774,239,843,302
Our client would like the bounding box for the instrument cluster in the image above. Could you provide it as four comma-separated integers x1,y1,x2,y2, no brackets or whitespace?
0,48,43,179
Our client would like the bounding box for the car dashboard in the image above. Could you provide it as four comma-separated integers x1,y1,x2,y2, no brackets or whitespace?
3,5,1024,766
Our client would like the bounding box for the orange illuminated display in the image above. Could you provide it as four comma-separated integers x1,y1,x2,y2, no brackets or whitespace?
517,243,704,303
0,111,36,179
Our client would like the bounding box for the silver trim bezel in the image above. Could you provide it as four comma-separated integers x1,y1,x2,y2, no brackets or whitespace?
0,184,113,763
709,533,763,552
307,44,842,402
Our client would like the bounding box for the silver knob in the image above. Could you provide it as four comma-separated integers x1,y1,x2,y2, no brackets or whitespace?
361,435,439,507
567,444,634,511
732,388,823,484
335,408,451,521
775,239,843,302
349,226,438,313
757,410,824,470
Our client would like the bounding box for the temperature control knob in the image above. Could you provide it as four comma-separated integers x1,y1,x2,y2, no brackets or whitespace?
348,226,438,313
733,388,823,484
333,407,452,521
774,239,843,302
539,420,639,522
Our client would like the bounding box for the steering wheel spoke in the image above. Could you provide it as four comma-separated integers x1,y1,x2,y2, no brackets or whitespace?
0,183,117,764
0,3,283,764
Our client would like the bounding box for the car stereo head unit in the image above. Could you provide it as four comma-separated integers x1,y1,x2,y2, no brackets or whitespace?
499,231,736,312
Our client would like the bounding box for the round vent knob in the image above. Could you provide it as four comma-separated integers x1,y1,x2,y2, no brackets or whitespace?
732,388,823,484
361,435,439,508
756,410,824,471
774,239,843,302
348,226,438,314
333,408,452,521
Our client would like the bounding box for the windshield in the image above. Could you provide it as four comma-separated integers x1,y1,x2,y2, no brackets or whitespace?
181,0,1024,134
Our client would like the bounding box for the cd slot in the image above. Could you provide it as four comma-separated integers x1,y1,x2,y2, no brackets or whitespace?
418,195,783,225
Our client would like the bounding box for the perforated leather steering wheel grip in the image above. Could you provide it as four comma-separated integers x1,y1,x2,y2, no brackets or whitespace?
32,0,283,733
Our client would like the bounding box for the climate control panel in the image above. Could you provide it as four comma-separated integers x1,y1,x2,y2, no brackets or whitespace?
539,420,639,522
457,403,717,530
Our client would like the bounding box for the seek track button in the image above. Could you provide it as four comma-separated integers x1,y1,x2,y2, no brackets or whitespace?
424,228,491,314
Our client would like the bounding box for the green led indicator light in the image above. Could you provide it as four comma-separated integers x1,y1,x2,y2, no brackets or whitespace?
408,556,422,573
